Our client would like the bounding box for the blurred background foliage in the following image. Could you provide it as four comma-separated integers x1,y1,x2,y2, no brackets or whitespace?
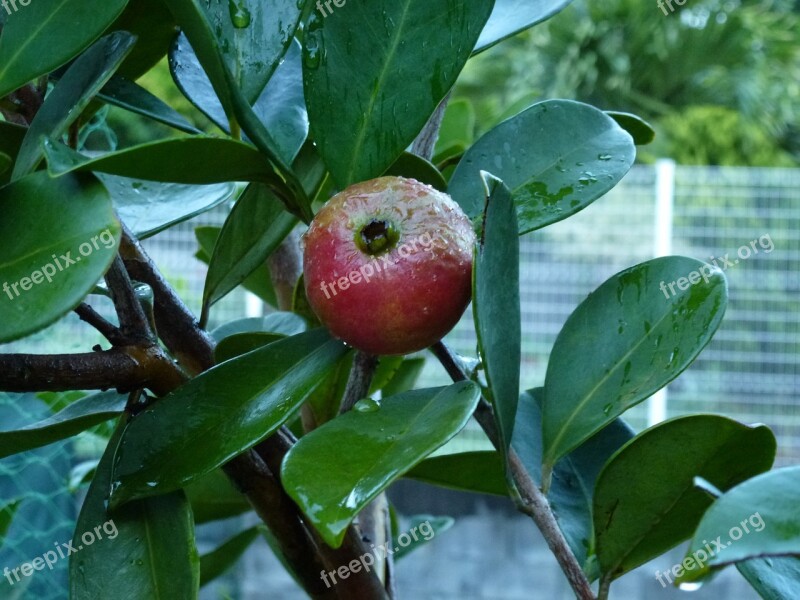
454,0,800,166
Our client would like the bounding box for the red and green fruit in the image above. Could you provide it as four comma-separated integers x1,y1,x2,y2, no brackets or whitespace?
303,176,476,355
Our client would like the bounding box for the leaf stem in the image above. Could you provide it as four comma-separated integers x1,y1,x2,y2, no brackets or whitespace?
431,341,596,600
339,350,379,414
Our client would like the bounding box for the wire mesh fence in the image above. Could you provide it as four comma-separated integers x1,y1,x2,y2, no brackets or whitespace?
0,164,798,598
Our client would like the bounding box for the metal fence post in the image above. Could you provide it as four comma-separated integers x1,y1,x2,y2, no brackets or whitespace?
648,159,676,426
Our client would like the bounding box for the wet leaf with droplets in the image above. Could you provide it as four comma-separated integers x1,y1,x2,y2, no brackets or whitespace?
303,0,493,188
541,256,728,475
71,420,199,600
472,174,520,462
109,329,348,507
281,382,480,547
448,100,636,235
593,415,774,582
679,466,800,586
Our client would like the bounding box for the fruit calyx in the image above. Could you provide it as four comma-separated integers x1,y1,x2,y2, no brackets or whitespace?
355,218,399,255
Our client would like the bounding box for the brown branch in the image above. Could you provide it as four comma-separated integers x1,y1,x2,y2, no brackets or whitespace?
119,223,216,373
74,303,126,346
223,450,340,600
0,346,183,397
431,342,596,600
339,351,378,414
268,228,303,313
104,254,153,343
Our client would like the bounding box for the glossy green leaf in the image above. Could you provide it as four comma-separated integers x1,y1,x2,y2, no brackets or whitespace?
170,34,308,162
473,174,520,459
214,332,284,363
184,469,251,524
0,499,20,544
0,391,125,459
161,0,308,219
44,137,277,184
512,388,634,573
303,353,353,429
200,526,263,586
678,466,800,584
281,382,481,547
0,172,120,343
0,0,128,98
110,329,348,507
210,312,307,341
106,0,177,80
200,0,301,104
606,111,656,146
100,174,235,239
738,557,800,600
368,356,406,395
393,515,454,560
448,100,636,234
384,152,447,192
72,422,199,600
541,256,728,476
68,459,100,492
405,451,507,496
292,140,328,200
304,0,494,188
594,415,775,582
12,32,136,180
434,99,476,158
202,182,297,324
381,357,426,397
473,0,573,53
99,75,200,134
292,274,320,327
194,226,277,307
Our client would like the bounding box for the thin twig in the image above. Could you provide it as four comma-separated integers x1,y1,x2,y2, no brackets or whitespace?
74,303,126,346
104,254,153,344
268,228,303,314
431,341,596,600
339,351,379,414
